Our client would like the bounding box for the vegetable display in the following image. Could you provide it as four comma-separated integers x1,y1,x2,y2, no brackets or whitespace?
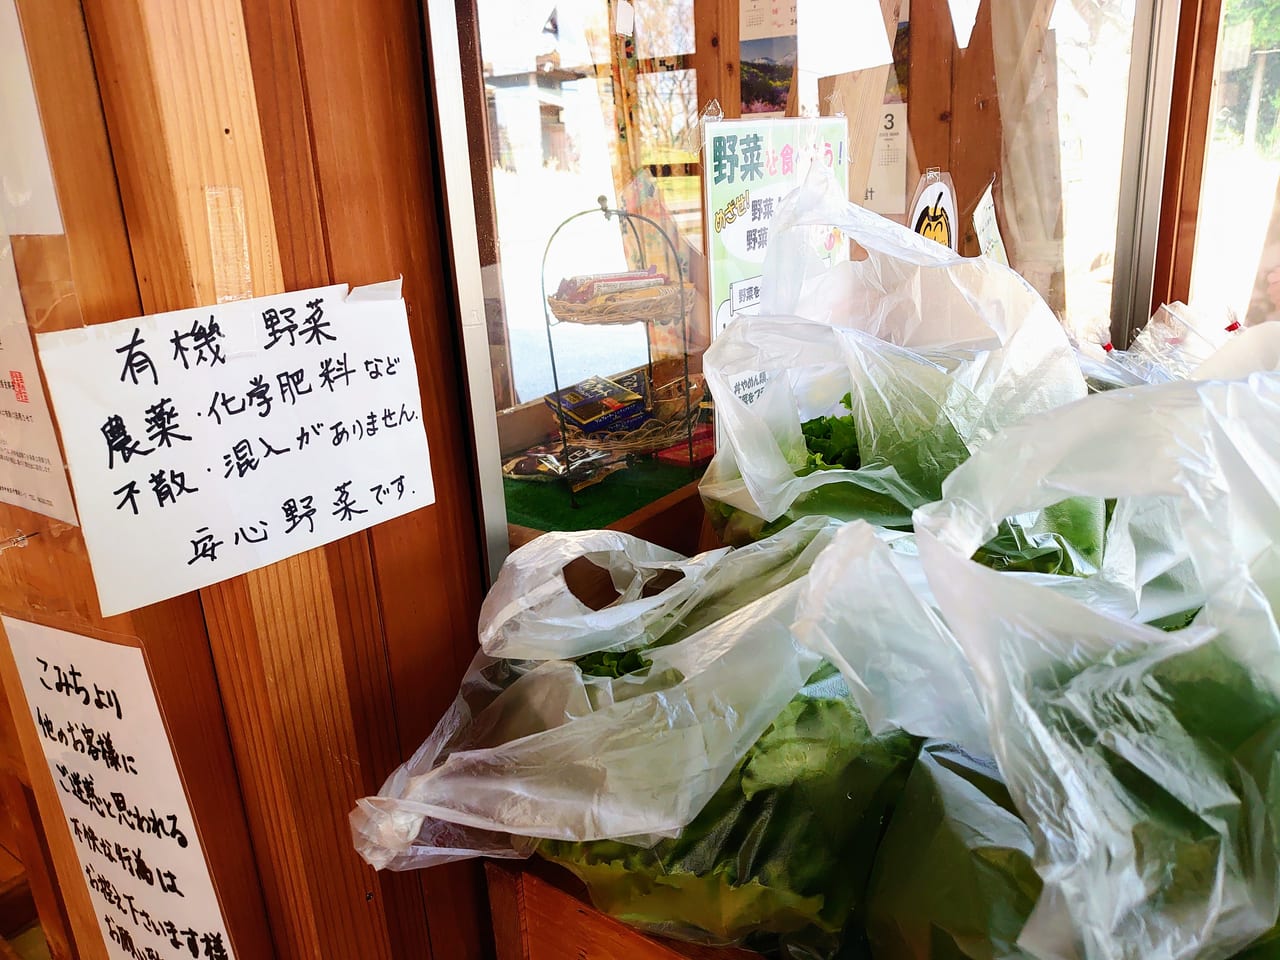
713,389,1105,576
354,175,1280,960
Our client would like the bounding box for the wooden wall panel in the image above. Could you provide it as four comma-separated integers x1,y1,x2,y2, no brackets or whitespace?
949,3,1002,255
282,3,492,957
908,0,955,175
1,776,73,959
75,0,473,957
2,3,275,959
693,0,740,118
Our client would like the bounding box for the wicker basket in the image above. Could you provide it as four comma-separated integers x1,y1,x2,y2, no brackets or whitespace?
559,373,705,455
564,410,702,454
547,282,695,326
652,374,705,422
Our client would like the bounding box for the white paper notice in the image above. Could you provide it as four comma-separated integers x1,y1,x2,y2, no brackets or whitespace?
36,281,435,616
0,221,77,524
973,181,1010,266
797,0,892,78
614,0,634,36
0,0,62,236
864,105,908,215
3,616,236,960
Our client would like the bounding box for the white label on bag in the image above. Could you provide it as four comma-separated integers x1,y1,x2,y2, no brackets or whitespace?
730,369,772,407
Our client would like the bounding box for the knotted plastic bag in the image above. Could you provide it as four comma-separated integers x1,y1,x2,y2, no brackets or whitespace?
352,518,840,871
916,373,1280,960
701,168,1088,547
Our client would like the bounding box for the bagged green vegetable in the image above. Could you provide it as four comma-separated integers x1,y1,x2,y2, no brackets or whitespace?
701,170,1097,567
866,742,1041,960
542,664,918,958
916,374,1280,960
352,519,843,871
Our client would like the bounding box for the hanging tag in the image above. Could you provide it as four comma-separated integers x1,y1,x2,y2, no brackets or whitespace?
972,180,1009,265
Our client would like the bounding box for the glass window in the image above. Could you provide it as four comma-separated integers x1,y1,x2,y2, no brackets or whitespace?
1189,0,1280,325
463,0,711,541
446,0,1165,553
993,0,1141,344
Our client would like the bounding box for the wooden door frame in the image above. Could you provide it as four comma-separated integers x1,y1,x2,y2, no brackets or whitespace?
1151,0,1225,313
3,3,279,957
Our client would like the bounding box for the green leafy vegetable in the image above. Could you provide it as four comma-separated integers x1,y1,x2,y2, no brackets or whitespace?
866,743,1042,960
574,648,652,679
1013,633,1280,959
539,665,919,957
798,393,861,475
709,392,1106,575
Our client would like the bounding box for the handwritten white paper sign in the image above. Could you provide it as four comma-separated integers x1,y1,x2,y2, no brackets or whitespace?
0,222,77,524
36,280,434,616
3,616,236,960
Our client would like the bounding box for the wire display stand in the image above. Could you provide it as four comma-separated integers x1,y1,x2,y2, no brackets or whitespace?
540,195,699,506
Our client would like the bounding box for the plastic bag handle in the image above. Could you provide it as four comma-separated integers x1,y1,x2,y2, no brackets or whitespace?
761,165,966,316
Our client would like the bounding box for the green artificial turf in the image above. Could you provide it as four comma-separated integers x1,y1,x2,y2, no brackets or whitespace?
503,457,703,531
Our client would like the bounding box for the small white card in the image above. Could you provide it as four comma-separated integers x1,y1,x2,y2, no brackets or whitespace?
615,0,635,35
973,181,1010,266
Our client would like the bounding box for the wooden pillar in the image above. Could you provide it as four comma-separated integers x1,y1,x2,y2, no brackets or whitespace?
66,0,487,957
2,2,275,958
693,0,740,118
950,2,1003,255
1152,0,1224,311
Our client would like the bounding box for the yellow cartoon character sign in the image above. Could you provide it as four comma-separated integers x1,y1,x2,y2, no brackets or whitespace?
908,172,958,251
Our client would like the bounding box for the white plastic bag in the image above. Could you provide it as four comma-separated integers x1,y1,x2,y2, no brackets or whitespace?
477,529,728,659
793,521,990,754
352,518,840,870
1194,322,1280,380
701,168,1086,544
916,373,1280,960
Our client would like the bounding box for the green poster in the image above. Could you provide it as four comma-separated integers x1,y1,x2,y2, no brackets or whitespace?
703,117,849,339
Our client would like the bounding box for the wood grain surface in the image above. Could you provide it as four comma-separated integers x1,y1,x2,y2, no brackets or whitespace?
1152,0,1224,312
2,3,274,959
